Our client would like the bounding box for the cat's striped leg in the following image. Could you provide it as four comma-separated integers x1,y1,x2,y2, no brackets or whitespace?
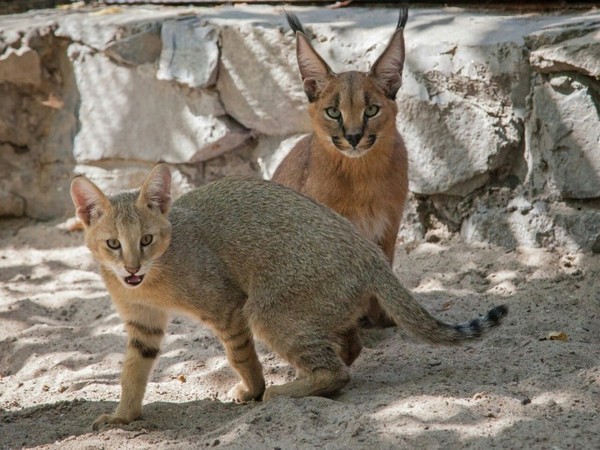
93,304,168,430
215,309,265,403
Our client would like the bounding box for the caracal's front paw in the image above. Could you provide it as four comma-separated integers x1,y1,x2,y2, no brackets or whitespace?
92,413,136,430
228,383,262,403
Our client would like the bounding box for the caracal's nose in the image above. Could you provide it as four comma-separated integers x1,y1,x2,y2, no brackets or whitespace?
345,133,363,148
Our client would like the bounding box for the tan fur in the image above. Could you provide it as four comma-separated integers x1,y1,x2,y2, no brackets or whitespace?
272,12,410,326
71,164,506,429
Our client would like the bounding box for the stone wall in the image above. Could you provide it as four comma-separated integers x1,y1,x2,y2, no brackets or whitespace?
1,5,599,251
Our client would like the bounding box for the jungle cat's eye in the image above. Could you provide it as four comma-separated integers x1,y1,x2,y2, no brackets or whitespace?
141,234,153,247
325,107,341,120
107,239,121,250
365,105,380,118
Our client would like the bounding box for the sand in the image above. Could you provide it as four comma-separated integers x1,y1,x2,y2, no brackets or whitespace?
1,217,599,449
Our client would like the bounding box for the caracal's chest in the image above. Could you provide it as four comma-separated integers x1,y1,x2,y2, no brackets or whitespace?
347,212,390,245
303,147,404,246
321,184,393,245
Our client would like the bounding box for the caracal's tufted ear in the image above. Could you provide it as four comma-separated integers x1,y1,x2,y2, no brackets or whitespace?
139,163,172,215
286,11,334,102
70,175,110,227
369,7,408,100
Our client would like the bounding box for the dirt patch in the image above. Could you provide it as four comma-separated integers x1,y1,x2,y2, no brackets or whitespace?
1,218,599,448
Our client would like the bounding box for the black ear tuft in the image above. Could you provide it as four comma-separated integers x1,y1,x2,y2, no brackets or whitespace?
290,18,333,103
284,10,307,35
397,7,409,30
369,8,409,100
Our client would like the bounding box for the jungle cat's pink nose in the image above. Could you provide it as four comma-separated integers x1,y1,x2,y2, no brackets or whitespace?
125,266,140,275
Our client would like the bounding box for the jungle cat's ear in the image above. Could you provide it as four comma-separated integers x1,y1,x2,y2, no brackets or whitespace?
369,7,408,100
286,11,334,102
138,163,172,215
70,175,110,227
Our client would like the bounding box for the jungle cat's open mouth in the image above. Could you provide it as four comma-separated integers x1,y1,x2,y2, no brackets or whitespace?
125,274,144,286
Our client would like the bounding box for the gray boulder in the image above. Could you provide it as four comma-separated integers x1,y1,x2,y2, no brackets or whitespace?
157,19,219,88
70,44,249,164
217,24,311,136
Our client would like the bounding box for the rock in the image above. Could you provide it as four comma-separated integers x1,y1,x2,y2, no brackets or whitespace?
253,134,307,180
0,3,599,254
526,15,600,53
397,195,426,245
524,18,600,200
0,192,25,217
0,47,41,86
591,235,600,254
526,74,600,199
398,36,527,196
552,205,600,252
157,19,219,88
530,30,600,78
0,34,80,220
0,156,76,220
217,24,311,136
399,85,521,196
73,163,194,201
104,28,162,66
70,45,250,164
53,7,185,51
202,144,261,183
462,199,600,252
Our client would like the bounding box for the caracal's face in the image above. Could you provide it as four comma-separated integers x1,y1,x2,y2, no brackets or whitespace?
310,71,398,159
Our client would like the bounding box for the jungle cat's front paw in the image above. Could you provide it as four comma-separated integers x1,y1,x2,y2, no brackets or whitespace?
92,413,137,430
228,382,263,403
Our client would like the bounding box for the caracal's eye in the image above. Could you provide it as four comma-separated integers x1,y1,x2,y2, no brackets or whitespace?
325,107,341,120
106,239,121,250
365,105,380,118
141,234,153,247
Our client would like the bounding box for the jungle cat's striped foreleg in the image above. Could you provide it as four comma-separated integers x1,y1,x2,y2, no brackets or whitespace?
93,303,168,430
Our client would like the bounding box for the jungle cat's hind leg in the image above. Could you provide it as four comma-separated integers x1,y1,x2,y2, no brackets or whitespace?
338,327,363,366
262,336,350,401
363,227,399,328
215,308,265,403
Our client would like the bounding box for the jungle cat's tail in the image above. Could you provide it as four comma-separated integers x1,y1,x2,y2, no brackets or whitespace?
373,268,507,344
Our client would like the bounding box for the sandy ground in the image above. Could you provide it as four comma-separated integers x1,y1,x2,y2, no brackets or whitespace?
1,217,599,449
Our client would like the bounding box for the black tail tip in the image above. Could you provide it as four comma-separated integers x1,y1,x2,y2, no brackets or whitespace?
487,304,508,325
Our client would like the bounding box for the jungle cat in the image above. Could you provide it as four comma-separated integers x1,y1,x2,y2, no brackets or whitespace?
70,164,507,430
272,9,410,327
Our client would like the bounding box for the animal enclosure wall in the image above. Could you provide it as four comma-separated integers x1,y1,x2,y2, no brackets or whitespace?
1,4,599,250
